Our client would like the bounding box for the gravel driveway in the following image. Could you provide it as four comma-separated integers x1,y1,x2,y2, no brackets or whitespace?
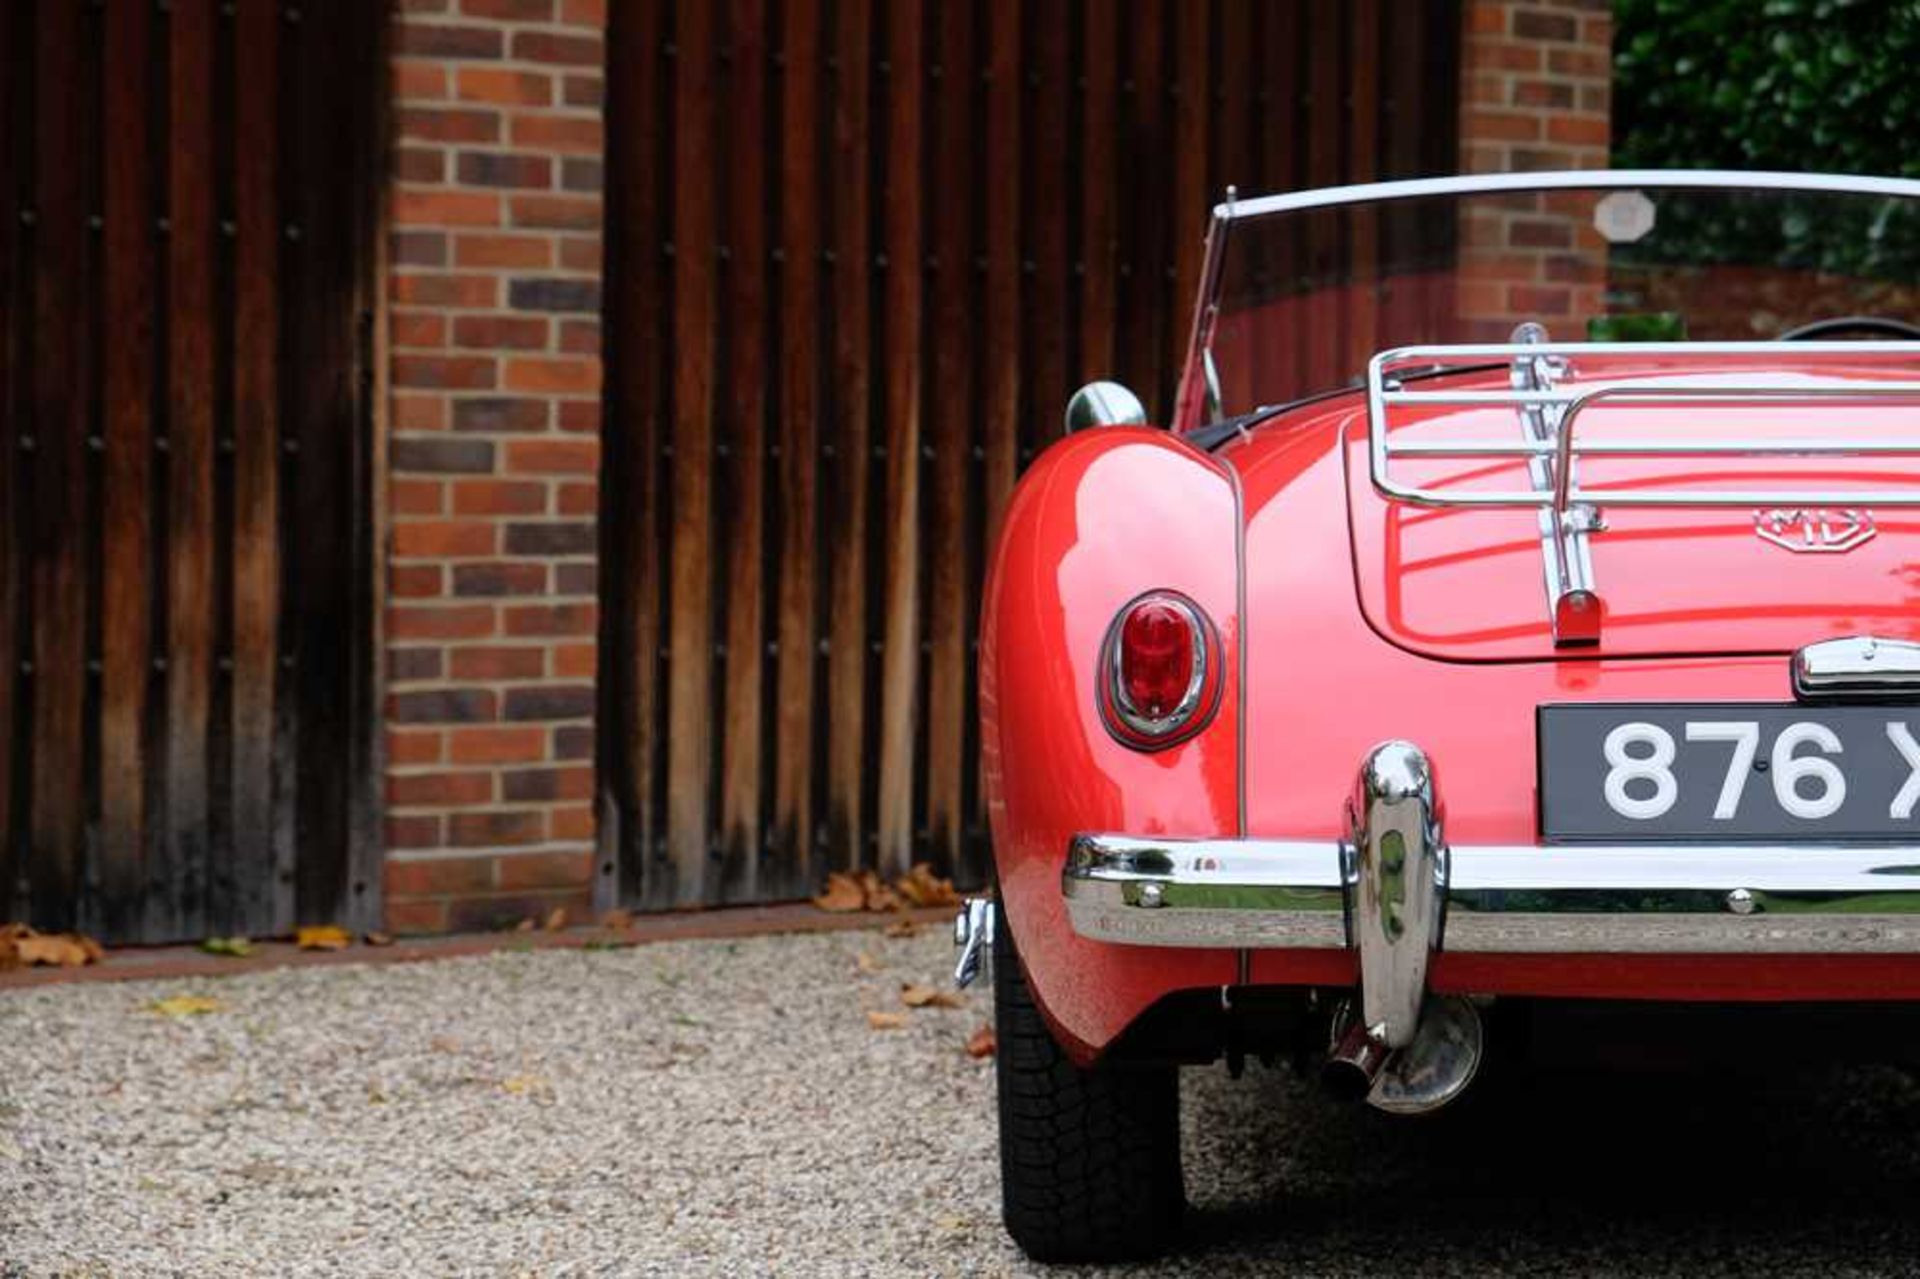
7,925,1920,1275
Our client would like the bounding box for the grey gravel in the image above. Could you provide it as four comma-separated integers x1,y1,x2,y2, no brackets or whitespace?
6,928,1920,1276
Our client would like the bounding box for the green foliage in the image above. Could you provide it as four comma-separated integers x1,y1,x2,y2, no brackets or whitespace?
1614,0,1920,179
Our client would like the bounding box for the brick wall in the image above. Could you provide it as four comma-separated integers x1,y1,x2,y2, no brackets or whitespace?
1456,0,1613,339
384,0,607,934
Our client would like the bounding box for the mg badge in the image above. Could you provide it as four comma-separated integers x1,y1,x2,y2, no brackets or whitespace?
1754,508,1877,554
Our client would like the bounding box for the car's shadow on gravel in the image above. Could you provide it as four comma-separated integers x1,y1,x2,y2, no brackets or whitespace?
1170,1059,1920,1272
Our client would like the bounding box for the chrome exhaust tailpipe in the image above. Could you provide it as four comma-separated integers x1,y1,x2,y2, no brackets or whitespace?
1323,995,1486,1115
1322,1015,1394,1101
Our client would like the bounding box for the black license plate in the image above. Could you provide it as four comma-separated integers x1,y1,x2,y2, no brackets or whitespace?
1538,703,1920,842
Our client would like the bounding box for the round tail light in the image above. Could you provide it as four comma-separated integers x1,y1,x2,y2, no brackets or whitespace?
1099,591,1222,750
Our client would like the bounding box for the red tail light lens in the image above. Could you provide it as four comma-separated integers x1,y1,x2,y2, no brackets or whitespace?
1102,591,1218,748
1119,601,1197,720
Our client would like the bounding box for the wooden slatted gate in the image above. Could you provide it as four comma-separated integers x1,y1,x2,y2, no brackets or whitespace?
0,0,386,943
601,0,1462,910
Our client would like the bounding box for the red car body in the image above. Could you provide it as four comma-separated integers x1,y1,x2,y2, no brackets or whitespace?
976,172,1920,1067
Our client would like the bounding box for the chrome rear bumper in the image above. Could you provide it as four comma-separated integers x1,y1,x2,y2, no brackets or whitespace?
1062,742,1920,1048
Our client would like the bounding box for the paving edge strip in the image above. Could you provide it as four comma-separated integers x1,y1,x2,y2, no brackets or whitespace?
0,903,960,991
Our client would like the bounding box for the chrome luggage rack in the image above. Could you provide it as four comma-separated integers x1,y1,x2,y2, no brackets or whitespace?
1365,337,1920,646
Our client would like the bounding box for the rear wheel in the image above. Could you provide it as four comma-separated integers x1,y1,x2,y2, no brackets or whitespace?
993,913,1184,1262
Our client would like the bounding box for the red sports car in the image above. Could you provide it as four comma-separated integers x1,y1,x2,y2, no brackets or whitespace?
955,170,1920,1261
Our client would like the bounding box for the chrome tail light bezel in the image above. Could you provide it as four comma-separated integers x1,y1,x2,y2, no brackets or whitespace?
1096,589,1224,751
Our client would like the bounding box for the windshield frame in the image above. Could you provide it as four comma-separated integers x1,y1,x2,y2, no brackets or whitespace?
1175,169,1920,434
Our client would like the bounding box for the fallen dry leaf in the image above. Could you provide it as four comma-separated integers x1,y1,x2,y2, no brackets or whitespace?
600,909,635,930
895,862,963,909
149,995,225,1017
965,1024,997,1058
295,925,352,952
855,951,880,974
17,932,100,968
813,871,867,913
501,1074,549,1096
900,983,965,1011
882,919,919,939
544,906,569,932
859,871,905,912
866,1010,908,1031
363,931,394,948
514,917,537,932
201,936,254,958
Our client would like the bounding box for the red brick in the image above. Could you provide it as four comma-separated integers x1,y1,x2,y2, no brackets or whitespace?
503,684,593,721
389,604,498,641
393,520,497,558
561,0,606,24
396,106,501,144
1513,78,1575,109
392,272,499,308
386,854,498,897
389,729,446,766
453,561,549,597
453,479,548,517
510,195,601,230
457,66,554,106
457,151,555,189
393,394,450,432
549,805,596,842
451,646,548,680
1507,284,1573,316
1546,46,1609,76
553,642,596,678
390,770,497,807
504,602,597,636
558,400,601,433
556,481,597,515
386,898,451,935
392,563,445,598
394,188,502,228
504,523,594,556
1462,109,1539,143
387,814,444,850
558,236,602,273
445,890,592,933
395,59,450,101
453,397,550,433
559,318,600,354
510,113,603,153
511,30,604,65
396,146,447,183
455,233,553,269
393,230,449,267
462,0,556,19
394,354,498,391
496,849,592,891
393,310,447,348
455,315,549,350
1511,8,1578,41
396,22,505,60
562,73,604,109
390,647,444,682
448,726,549,765
1546,114,1611,147
505,356,600,394
393,478,446,516
1470,43,1541,73
505,438,599,474
554,563,597,595
553,725,594,761
450,809,545,847
501,766,593,803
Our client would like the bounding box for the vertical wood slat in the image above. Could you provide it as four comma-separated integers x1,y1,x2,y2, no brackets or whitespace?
166,0,218,938
231,0,282,934
980,0,1021,549
874,0,923,878
1025,1,1071,452
28,0,89,929
0,0,20,924
1168,5,1208,384
923,0,974,877
1122,8,1167,416
667,0,718,908
604,0,668,909
1346,0,1383,375
1079,1,1117,384
772,0,823,895
717,0,769,902
824,0,872,872
100,0,156,938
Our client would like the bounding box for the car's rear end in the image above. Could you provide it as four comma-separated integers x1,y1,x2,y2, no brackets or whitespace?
969,171,1920,1262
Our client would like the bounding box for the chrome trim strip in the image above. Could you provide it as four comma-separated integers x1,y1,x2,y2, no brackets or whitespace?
1795,637,1920,703
1213,170,1920,223
1064,833,1920,955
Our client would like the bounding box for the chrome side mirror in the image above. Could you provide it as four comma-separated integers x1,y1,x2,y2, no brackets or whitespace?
1064,381,1148,434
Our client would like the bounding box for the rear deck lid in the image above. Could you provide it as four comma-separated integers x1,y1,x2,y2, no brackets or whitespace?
1346,353,1920,661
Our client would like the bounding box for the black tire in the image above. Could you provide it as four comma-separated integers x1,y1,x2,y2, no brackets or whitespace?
993,912,1184,1263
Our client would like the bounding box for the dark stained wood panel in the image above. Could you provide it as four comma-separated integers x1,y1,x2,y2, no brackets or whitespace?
0,0,384,943
600,0,1463,907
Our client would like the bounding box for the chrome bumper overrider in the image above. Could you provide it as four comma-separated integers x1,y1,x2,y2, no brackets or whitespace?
1062,742,1920,1049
